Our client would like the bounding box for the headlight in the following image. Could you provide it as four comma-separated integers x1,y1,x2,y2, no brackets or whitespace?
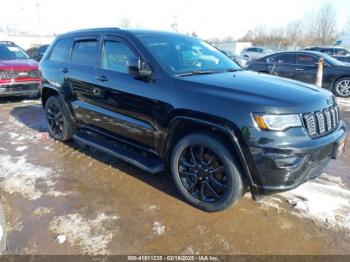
253,113,302,131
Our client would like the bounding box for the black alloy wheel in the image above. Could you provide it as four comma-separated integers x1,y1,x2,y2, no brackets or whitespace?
170,132,244,212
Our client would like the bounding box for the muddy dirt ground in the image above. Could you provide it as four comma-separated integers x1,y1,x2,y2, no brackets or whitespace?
0,97,349,255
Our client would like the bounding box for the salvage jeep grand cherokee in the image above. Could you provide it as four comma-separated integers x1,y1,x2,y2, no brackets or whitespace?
39,28,347,212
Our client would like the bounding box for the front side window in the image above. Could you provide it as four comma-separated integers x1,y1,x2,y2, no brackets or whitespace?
71,40,99,67
138,34,240,75
0,45,29,60
297,55,318,65
334,49,349,56
102,41,136,73
267,54,296,64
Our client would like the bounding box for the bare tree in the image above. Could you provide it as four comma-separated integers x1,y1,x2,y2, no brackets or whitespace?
171,16,180,32
238,4,339,47
305,4,337,45
285,20,302,47
346,18,350,31
119,17,132,29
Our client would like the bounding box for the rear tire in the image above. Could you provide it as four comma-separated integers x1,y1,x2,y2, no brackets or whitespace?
170,132,244,212
333,77,350,97
45,96,75,141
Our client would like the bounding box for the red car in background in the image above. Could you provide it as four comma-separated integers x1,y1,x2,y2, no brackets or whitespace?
0,41,40,98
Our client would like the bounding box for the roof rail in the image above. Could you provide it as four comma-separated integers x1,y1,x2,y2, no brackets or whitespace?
0,41,16,45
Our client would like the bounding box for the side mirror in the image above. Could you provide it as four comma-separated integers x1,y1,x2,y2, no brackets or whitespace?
127,57,152,80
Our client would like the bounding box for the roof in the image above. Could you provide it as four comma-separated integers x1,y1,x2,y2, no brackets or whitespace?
0,41,16,46
59,28,191,38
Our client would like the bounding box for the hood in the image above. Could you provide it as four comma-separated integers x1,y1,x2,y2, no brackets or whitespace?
180,70,334,114
0,59,38,71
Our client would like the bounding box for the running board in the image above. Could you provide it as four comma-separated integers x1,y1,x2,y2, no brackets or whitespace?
73,131,164,174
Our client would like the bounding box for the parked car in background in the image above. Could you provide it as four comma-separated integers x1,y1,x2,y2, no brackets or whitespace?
40,28,347,212
246,51,350,97
0,41,40,98
26,44,49,61
303,46,350,63
240,47,272,60
219,49,250,67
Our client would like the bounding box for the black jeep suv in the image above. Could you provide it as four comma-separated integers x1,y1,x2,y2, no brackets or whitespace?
39,28,347,212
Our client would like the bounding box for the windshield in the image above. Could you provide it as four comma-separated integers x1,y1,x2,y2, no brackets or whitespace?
0,45,30,60
137,34,241,75
323,53,347,66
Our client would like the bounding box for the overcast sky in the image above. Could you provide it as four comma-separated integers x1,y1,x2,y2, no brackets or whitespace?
1,0,349,39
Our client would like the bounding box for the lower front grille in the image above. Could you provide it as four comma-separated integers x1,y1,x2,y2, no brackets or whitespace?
303,105,340,137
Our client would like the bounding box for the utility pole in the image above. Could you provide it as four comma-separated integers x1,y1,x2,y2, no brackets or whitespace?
36,2,41,36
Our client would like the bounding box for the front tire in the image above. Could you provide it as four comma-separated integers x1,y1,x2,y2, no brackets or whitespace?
333,77,350,97
45,96,75,141
170,132,244,212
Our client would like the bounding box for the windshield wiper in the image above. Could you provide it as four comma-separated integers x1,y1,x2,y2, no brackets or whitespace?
226,68,242,72
175,70,217,77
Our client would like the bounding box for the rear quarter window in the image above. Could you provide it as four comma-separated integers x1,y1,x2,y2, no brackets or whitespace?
49,38,72,63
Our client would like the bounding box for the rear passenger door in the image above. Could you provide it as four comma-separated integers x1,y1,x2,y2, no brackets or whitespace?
68,36,101,109
294,54,319,84
77,35,158,149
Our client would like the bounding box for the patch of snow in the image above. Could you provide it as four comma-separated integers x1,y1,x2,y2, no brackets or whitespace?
0,154,56,200
56,235,66,244
49,213,119,255
8,132,19,139
46,191,68,197
15,146,28,152
261,173,350,230
33,207,52,217
143,204,160,214
152,221,166,236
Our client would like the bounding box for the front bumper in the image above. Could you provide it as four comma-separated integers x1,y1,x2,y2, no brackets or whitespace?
0,82,40,97
246,121,347,194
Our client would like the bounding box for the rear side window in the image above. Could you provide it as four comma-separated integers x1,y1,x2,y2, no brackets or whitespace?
297,55,318,65
246,48,256,52
102,41,136,73
319,48,333,55
49,38,72,62
71,40,99,67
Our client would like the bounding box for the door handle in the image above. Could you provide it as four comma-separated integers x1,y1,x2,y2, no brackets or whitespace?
59,67,68,73
95,75,108,82
295,68,304,71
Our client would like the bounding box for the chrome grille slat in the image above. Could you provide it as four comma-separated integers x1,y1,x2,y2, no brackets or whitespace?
330,108,336,129
303,105,339,138
303,114,317,136
315,112,326,134
324,109,332,131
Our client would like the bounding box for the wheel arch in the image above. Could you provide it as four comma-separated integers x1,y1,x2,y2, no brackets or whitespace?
163,116,261,199
41,85,76,123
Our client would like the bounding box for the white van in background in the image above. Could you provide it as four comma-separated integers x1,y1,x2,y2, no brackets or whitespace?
335,33,350,47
